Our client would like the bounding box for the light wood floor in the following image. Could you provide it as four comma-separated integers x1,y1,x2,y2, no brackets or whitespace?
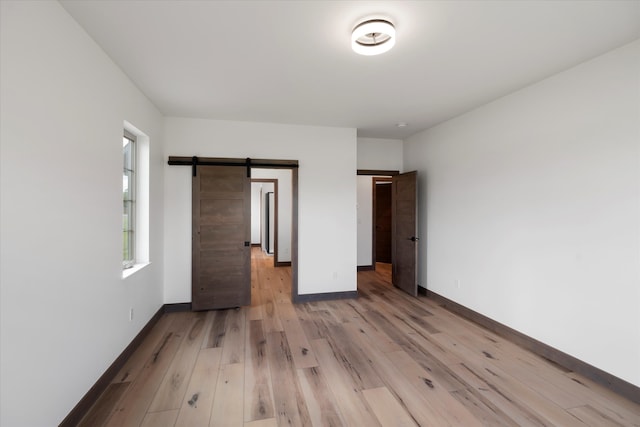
79,248,640,426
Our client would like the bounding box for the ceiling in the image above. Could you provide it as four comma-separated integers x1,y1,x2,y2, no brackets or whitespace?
60,0,640,140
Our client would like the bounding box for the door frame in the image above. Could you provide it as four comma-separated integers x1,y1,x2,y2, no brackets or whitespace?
357,170,399,273
372,177,392,268
169,156,299,302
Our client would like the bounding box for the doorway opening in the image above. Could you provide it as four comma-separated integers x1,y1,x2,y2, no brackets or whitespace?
373,177,392,268
357,169,419,297
250,169,295,303
251,178,279,264
357,170,398,272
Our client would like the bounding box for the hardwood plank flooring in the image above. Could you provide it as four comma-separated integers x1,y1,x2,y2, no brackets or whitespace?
80,251,640,426
174,347,222,426
149,312,208,412
297,366,344,426
362,386,418,427
244,320,276,422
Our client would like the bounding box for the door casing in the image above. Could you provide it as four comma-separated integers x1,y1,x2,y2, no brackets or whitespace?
357,169,419,296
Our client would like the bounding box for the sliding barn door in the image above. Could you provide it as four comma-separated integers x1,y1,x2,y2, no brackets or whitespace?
192,165,251,310
392,171,419,296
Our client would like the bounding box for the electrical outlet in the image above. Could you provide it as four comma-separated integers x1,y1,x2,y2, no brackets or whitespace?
332,271,338,280
455,279,461,289
129,308,134,322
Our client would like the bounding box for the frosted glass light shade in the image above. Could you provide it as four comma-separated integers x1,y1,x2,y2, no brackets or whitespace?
351,19,396,56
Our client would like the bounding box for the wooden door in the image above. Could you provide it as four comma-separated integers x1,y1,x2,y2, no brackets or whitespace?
192,165,251,310
391,171,419,296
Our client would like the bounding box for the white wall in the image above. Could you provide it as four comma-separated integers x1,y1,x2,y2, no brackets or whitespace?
357,137,404,171
0,2,165,426
356,138,403,266
253,168,292,263
164,118,357,303
404,40,640,387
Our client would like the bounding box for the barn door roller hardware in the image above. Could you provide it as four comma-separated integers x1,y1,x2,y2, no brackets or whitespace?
168,156,299,178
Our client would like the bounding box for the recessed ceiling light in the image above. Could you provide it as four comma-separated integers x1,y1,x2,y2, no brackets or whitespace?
351,19,396,56
396,122,408,128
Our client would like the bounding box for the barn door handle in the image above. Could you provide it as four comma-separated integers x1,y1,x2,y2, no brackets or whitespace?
409,236,420,242
244,241,250,247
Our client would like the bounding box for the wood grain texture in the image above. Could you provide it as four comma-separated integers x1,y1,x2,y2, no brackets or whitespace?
174,347,222,427
312,338,382,427
266,331,312,426
148,312,208,411
104,312,194,427
77,248,640,427
77,382,130,427
221,307,246,365
140,409,179,427
244,418,278,427
281,316,318,369
204,310,229,349
244,320,275,422
363,386,417,427
192,165,251,310
391,171,418,296
111,313,174,384
297,366,345,427
210,363,245,427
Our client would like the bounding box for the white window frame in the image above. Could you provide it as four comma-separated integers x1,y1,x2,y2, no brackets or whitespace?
123,130,136,269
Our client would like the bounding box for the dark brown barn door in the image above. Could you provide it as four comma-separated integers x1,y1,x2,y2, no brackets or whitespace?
192,165,251,310
392,171,419,296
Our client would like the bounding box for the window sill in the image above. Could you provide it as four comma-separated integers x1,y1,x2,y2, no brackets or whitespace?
122,262,151,279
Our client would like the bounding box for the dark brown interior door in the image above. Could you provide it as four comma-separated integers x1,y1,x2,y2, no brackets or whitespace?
392,171,419,296
192,165,251,310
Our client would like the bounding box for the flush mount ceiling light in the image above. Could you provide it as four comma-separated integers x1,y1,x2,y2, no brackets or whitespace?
351,19,395,56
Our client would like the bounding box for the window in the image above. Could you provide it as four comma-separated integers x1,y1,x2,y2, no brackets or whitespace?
123,131,136,269
122,122,149,277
